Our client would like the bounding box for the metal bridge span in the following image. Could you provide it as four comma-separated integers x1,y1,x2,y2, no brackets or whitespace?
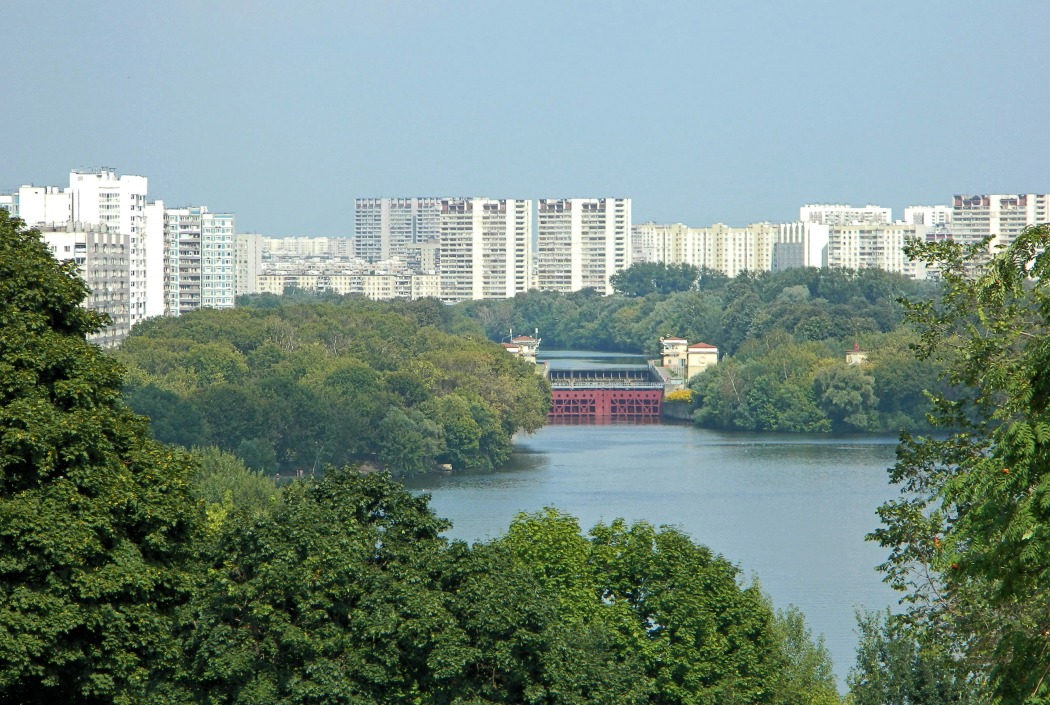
547,365,664,420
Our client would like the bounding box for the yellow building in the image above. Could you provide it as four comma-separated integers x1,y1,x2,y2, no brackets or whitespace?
659,337,718,381
686,343,719,377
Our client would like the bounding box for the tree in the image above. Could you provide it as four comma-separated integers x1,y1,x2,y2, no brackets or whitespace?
185,469,456,703
0,212,202,703
813,364,878,432
869,225,1050,703
770,606,841,705
847,611,981,705
611,262,701,297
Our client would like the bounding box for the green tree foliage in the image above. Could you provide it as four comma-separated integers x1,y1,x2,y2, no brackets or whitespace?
813,365,878,432
848,611,981,705
191,446,278,533
0,212,203,703
185,469,458,703
499,509,840,705
610,262,702,297
116,299,550,474
770,606,841,705
868,225,1050,703
459,267,941,432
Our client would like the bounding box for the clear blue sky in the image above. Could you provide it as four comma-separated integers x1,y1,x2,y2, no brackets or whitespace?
3,1,1047,235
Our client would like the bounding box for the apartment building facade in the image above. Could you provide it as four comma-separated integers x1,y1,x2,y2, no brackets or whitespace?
951,194,1050,249
39,222,131,346
535,198,631,294
438,198,532,303
164,206,236,315
355,197,443,264
800,203,891,226
235,233,264,296
826,223,927,274
632,221,779,277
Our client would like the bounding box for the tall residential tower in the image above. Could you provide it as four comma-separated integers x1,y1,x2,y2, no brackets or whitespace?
535,198,631,294
438,198,532,303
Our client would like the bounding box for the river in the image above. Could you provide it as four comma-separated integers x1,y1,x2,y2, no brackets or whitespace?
402,352,903,687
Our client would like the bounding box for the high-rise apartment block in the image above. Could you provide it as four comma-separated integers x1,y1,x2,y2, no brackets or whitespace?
950,194,1050,249
235,233,264,297
535,198,631,294
903,205,952,226
66,169,157,327
355,197,443,263
773,222,829,270
164,206,236,316
800,203,891,225
633,221,782,277
438,198,532,303
9,185,70,225
264,236,354,258
39,222,131,346
826,223,926,273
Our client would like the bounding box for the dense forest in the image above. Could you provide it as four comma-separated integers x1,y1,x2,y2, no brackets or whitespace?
114,296,549,475
460,264,946,433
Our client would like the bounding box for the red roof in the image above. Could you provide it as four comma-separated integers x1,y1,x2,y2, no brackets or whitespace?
688,342,718,350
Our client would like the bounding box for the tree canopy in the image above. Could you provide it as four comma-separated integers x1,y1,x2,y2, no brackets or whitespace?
0,211,203,703
115,298,550,475
866,225,1050,703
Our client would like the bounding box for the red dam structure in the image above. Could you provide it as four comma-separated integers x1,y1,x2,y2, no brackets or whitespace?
546,367,663,420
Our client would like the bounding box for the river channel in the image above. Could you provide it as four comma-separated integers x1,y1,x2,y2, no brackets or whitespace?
402,352,902,686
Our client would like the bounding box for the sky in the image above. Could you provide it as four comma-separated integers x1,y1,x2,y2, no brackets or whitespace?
3,0,1048,236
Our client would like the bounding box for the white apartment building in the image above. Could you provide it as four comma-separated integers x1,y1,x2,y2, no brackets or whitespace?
632,222,692,264
535,198,631,294
264,236,354,258
355,197,443,264
256,271,439,301
235,233,264,296
439,198,532,303
11,185,70,226
164,206,236,315
39,222,131,346
8,170,157,326
143,201,165,319
631,221,778,277
827,223,927,275
68,169,155,327
773,222,829,270
903,205,952,226
951,194,1050,249
800,203,891,225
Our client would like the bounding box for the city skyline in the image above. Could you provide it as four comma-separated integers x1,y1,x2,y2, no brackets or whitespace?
2,1,1047,236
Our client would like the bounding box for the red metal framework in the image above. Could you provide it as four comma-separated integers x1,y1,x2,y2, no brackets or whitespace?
549,388,662,420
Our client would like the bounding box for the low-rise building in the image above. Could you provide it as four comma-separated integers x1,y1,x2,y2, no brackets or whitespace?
659,337,718,382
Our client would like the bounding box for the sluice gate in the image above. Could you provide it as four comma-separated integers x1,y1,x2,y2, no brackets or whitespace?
547,367,663,420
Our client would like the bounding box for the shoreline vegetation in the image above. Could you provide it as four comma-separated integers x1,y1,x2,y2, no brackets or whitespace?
117,265,946,480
